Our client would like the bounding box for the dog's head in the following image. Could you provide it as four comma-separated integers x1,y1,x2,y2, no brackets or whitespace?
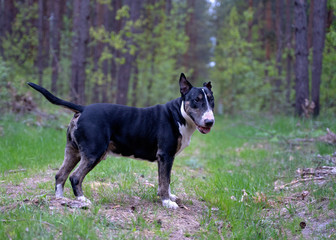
179,73,215,134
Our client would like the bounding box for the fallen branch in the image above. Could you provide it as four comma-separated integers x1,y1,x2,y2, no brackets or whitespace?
8,169,26,173
275,177,325,191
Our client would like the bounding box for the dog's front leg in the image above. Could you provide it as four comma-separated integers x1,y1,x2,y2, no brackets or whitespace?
157,153,179,209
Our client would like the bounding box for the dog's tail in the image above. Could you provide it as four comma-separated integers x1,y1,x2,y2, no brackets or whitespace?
27,82,84,113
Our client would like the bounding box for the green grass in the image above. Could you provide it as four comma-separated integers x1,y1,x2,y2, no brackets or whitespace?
1,113,335,239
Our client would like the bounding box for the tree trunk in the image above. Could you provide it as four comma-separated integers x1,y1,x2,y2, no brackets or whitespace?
294,0,309,116
51,0,61,94
92,1,104,103
285,0,293,104
37,0,44,86
70,0,90,104
265,0,272,61
183,0,197,79
275,0,284,77
311,0,327,117
307,0,314,49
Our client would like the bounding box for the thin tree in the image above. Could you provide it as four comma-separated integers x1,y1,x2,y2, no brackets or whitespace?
37,0,45,86
307,0,314,49
70,0,90,104
294,0,309,116
264,0,272,61
51,0,61,94
311,0,327,117
285,0,293,104
276,0,284,77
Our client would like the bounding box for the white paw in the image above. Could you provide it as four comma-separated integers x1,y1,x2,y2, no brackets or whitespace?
55,184,64,198
162,199,179,209
169,194,178,202
76,196,92,205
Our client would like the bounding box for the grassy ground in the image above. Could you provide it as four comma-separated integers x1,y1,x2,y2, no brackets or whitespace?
0,112,335,239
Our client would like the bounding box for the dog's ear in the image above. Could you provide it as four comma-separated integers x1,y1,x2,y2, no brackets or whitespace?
203,81,212,91
179,73,193,96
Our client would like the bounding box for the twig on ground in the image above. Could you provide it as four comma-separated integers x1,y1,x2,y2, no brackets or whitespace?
8,169,26,173
275,177,325,190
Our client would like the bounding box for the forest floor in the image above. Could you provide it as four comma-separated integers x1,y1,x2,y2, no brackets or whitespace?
1,112,336,239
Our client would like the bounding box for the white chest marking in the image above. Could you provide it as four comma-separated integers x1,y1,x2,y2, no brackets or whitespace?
176,101,196,156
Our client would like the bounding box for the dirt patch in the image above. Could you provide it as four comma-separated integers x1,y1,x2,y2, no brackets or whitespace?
0,170,208,239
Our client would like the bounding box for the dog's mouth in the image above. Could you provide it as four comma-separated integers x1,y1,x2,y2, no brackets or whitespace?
196,125,212,134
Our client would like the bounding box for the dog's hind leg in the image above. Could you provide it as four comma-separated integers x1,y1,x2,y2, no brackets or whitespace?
55,144,80,198
69,155,102,204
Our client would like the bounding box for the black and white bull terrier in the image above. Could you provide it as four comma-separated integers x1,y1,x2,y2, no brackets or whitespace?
28,73,215,209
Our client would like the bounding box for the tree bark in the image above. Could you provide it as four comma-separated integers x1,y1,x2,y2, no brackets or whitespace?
51,0,61,94
265,0,272,61
183,0,197,79
311,0,327,117
275,0,284,77
92,1,105,103
71,0,90,104
285,0,293,104
307,0,314,49
37,0,44,86
294,0,309,116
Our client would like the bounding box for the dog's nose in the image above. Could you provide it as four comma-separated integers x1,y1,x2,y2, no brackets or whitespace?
204,119,214,127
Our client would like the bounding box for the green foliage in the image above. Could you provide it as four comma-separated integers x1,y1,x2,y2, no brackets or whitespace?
211,6,272,114
132,1,189,106
1,2,38,80
320,3,336,114
0,58,11,114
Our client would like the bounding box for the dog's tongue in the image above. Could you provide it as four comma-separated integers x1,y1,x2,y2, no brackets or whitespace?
197,126,211,134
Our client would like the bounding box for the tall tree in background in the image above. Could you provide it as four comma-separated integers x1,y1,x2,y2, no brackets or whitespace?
51,0,62,94
311,0,327,117
264,0,273,61
71,0,90,104
92,1,105,103
183,0,211,82
307,0,314,49
0,0,334,116
285,0,293,104
37,0,45,86
294,0,309,116
275,0,284,77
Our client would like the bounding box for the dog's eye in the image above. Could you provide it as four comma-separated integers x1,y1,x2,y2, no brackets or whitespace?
194,98,200,103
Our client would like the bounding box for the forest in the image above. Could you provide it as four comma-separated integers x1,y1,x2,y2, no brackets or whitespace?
1,0,336,239
0,0,335,116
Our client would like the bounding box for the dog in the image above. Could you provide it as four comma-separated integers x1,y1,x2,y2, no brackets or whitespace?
28,73,215,209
